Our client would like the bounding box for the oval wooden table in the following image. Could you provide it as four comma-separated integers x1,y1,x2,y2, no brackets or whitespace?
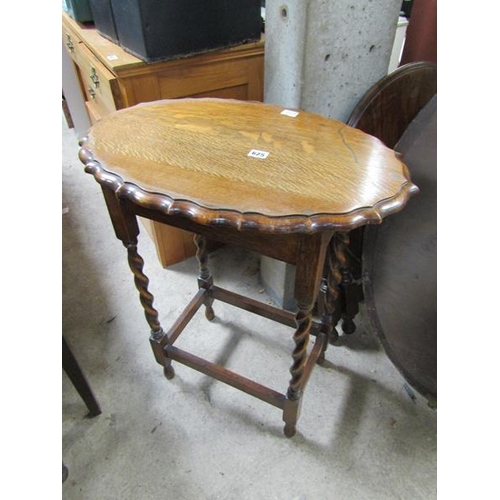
79,98,418,437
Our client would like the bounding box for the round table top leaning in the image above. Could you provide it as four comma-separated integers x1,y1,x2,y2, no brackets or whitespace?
79,98,418,233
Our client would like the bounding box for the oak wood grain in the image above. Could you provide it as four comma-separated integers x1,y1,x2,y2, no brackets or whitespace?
80,98,417,233
64,11,265,266
79,97,419,437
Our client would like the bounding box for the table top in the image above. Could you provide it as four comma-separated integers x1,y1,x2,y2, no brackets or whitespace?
80,98,418,233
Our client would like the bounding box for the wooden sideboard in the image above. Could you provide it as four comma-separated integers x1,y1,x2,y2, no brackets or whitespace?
62,11,265,266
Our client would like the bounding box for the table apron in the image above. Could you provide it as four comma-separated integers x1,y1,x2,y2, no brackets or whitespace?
128,202,304,265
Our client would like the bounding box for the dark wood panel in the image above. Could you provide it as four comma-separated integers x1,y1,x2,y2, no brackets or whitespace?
363,95,437,404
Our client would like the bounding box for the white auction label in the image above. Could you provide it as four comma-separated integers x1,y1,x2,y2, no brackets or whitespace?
248,149,270,159
281,109,299,118
106,54,119,61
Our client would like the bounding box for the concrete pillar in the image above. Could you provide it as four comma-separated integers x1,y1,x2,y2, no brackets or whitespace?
261,0,402,309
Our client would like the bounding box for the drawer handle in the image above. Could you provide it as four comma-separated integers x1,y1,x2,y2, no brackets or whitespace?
88,87,96,99
90,67,100,88
65,34,74,52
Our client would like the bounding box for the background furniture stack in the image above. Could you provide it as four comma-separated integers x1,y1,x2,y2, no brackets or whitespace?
62,6,265,267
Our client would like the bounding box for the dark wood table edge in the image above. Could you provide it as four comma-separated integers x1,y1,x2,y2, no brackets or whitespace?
79,142,419,235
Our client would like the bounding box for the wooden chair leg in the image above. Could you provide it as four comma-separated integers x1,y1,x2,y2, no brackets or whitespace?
62,336,102,417
62,463,69,483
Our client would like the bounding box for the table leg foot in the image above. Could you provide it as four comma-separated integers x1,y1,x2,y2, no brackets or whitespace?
283,396,302,438
164,364,175,380
329,327,340,344
62,463,69,483
342,318,356,335
316,354,325,365
205,306,215,321
284,423,296,438
150,332,176,380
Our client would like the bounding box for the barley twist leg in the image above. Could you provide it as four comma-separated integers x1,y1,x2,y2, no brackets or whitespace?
321,234,345,343
287,304,312,400
194,234,215,320
316,274,332,364
336,233,357,334
283,303,312,437
126,243,174,379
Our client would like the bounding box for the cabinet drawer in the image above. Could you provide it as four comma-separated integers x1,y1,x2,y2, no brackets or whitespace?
85,99,103,125
76,43,122,117
62,22,83,62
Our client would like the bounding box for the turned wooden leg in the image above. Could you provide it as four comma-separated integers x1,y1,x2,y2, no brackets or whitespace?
317,274,336,362
126,243,174,379
287,303,312,400
282,232,332,437
62,336,102,416
283,397,303,438
321,234,345,343
283,302,313,437
321,231,362,338
194,234,215,321
98,186,175,378
337,233,358,335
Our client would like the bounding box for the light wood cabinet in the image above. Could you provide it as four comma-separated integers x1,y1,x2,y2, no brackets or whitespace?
62,11,265,267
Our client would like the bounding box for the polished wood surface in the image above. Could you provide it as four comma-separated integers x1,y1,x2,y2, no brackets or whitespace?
81,98,417,232
340,62,437,403
63,336,101,417
364,95,437,405
336,62,437,337
348,62,437,149
62,11,265,119
64,11,265,267
80,98,418,437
